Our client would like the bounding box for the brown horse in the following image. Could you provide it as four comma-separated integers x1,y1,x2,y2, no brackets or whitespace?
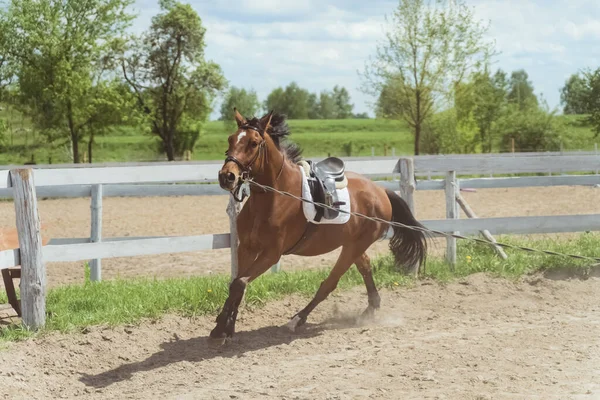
211,109,427,339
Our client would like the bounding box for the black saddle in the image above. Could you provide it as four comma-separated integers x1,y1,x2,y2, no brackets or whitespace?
305,157,347,222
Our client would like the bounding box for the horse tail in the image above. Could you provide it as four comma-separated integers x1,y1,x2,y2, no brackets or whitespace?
384,189,428,274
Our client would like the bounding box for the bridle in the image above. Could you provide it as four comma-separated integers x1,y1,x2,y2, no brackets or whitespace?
224,123,267,202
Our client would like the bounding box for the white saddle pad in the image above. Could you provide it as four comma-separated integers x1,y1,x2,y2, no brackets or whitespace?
299,165,351,225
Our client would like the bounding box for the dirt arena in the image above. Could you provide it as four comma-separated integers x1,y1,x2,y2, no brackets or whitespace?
0,185,598,288
0,273,599,399
0,186,599,399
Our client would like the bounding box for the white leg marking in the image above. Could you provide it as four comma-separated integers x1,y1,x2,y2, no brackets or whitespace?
237,131,247,144
285,315,302,332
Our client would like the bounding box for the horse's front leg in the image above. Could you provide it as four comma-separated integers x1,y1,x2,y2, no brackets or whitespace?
209,246,280,340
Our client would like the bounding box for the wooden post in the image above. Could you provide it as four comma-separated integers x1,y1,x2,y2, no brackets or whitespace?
392,147,396,157
511,138,515,153
371,147,375,157
226,194,242,280
9,169,46,330
455,193,508,260
90,184,103,281
445,171,459,269
398,158,416,215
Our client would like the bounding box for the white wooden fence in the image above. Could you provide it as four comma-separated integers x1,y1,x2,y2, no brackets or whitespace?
396,154,600,267
1,152,599,329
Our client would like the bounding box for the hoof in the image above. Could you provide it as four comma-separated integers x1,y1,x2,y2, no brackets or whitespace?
285,315,305,332
209,326,231,340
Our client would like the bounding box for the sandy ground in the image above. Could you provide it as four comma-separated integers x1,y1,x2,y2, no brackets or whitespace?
0,185,598,289
0,273,599,399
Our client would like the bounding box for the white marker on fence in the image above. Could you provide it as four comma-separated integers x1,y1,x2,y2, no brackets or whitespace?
10,169,46,330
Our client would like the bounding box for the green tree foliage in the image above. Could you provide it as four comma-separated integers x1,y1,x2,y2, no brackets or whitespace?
3,0,135,163
560,73,593,115
507,69,538,110
361,0,495,155
219,86,260,130
122,0,226,161
219,87,260,120
0,16,13,94
583,68,600,137
264,82,310,119
332,85,354,119
454,68,508,152
494,101,564,152
264,82,354,119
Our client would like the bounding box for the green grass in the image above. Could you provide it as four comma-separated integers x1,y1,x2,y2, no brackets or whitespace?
2,103,598,165
1,232,598,342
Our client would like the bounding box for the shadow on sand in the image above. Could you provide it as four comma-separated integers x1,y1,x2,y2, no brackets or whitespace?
79,310,367,389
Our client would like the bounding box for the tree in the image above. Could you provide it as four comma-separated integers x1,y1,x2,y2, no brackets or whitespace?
332,85,354,118
307,93,320,119
220,87,260,120
122,0,226,161
583,68,600,137
84,80,139,163
560,72,593,115
360,0,495,155
219,87,260,129
264,82,310,119
454,68,508,152
493,101,564,152
318,91,336,119
0,16,13,94
507,69,538,110
3,0,135,163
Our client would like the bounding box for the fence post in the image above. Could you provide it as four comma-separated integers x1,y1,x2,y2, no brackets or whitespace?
90,184,103,281
392,147,396,157
226,194,242,280
398,158,416,215
271,259,281,273
371,147,375,157
9,169,46,330
445,171,459,269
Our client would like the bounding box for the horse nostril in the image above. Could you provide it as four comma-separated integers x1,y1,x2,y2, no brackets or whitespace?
227,172,236,183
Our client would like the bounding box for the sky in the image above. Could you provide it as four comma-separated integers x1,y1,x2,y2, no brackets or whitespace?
131,0,600,120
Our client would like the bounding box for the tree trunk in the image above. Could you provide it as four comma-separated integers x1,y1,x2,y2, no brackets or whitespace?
165,131,176,161
414,123,421,155
88,130,94,164
414,89,421,155
72,135,80,164
67,100,80,163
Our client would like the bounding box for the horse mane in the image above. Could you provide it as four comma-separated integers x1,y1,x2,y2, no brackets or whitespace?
246,113,303,164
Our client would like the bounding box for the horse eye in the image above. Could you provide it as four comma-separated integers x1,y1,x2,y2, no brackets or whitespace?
251,141,258,148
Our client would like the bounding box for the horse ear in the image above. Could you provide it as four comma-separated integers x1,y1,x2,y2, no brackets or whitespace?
233,107,246,127
260,110,274,134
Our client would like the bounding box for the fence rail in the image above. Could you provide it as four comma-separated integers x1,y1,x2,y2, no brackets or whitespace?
1,152,599,329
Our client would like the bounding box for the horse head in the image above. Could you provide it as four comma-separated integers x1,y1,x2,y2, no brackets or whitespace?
218,108,273,192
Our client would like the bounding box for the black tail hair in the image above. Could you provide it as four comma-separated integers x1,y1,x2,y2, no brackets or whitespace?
385,189,428,274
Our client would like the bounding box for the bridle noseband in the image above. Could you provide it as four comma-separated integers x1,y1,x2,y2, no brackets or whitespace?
224,123,266,202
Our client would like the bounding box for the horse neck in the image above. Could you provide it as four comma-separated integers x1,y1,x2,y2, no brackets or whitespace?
251,136,297,194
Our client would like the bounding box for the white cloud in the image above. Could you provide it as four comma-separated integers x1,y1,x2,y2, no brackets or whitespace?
132,0,600,118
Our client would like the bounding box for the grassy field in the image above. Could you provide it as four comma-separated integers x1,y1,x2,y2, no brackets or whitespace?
1,232,598,342
1,104,598,165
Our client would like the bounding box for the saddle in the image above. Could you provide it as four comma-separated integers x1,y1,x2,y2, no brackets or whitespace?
303,157,348,222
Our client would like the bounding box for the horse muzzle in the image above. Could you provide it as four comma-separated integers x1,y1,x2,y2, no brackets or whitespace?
218,170,239,191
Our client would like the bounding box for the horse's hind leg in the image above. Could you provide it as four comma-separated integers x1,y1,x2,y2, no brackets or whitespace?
355,252,380,319
286,245,361,332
